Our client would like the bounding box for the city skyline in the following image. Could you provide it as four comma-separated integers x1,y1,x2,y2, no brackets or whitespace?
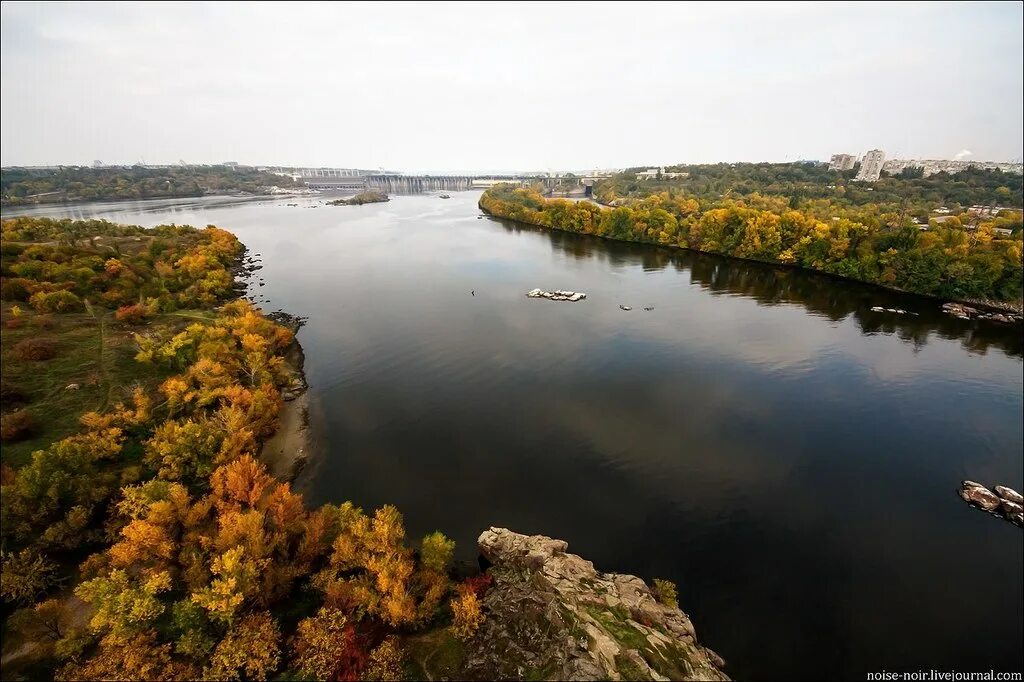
2,2,1022,172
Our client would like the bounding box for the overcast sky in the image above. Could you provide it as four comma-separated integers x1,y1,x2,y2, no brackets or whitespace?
1,1,1021,173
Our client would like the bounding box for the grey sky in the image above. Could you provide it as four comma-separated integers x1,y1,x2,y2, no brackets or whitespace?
1,1,1021,173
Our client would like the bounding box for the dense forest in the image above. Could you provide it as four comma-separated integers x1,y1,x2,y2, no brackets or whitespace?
595,163,1024,216
481,184,1023,304
1,166,301,206
0,218,484,680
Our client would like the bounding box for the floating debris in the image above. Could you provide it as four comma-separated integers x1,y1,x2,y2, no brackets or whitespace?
527,288,587,302
643,306,654,311
870,305,920,317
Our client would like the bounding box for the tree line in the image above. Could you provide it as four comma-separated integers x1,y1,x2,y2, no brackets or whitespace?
1,166,300,206
480,185,1023,303
596,163,1023,216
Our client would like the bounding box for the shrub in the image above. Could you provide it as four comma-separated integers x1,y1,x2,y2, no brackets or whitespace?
0,549,60,605
32,314,54,329
0,277,33,302
364,637,403,681
0,242,25,257
464,573,493,598
450,584,485,641
115,303,149,325
13,338,57,361
0,409,34,441
29,290,83,314
652,578,678,609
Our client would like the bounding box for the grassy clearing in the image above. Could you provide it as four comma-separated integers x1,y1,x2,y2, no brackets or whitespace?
0,305,212,467
403,628,466,681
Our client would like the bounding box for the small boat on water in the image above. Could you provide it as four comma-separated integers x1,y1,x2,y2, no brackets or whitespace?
439,193,451,199
619,305,632,311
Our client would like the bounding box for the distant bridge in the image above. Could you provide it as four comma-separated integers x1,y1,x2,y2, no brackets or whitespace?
300,174,541,193
262,166,602,193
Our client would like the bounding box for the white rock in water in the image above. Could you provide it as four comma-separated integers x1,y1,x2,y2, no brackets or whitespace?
526,288,587,302
871,306,884,312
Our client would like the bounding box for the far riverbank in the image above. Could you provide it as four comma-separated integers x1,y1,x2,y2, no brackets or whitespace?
478,196,1024,319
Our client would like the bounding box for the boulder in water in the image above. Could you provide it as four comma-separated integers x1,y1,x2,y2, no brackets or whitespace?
959,481,1002,512
995,485,1023,505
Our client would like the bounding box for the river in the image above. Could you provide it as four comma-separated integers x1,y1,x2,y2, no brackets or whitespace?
5,192,1022,680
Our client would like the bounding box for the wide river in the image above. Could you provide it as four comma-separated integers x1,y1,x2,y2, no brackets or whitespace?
6,192,1023,680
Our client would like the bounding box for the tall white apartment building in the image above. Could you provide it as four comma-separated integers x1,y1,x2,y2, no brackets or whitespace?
854,150,886,182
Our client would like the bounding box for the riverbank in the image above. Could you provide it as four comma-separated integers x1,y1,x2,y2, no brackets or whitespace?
259,311,313,482
405,528,729,681
478,195,1024,320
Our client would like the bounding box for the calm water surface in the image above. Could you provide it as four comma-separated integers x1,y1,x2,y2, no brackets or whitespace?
7,192,1023,680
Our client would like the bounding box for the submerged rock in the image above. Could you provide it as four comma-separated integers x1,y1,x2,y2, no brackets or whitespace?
462,528,729,681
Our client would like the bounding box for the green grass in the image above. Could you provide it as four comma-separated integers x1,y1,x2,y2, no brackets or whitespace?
0,306,203,468
403,628,466,681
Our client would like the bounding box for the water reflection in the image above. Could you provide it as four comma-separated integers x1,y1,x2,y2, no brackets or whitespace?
492,218,1023,357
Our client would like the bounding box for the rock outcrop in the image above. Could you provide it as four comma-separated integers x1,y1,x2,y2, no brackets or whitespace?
461,528,729,681
960,481,1024,527
527,288,587,302
942,302,1023,324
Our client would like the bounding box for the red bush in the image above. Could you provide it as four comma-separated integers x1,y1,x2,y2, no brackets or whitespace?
333,626,368,682
464,573,493,598
115,303,149,324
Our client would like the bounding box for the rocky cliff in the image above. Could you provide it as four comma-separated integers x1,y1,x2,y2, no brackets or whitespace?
457,528,728,681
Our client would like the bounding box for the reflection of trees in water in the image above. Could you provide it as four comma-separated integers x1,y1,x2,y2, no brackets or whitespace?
493,218,1022,359
683,253,1022,357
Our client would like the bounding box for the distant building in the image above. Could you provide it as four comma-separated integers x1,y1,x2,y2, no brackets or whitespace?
854,150,886,182
635,167,689,180
881,158,1023,177
828,154,856,171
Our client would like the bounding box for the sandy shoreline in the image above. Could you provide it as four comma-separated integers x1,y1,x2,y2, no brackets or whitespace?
260,389,311,481
257,309,313,482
